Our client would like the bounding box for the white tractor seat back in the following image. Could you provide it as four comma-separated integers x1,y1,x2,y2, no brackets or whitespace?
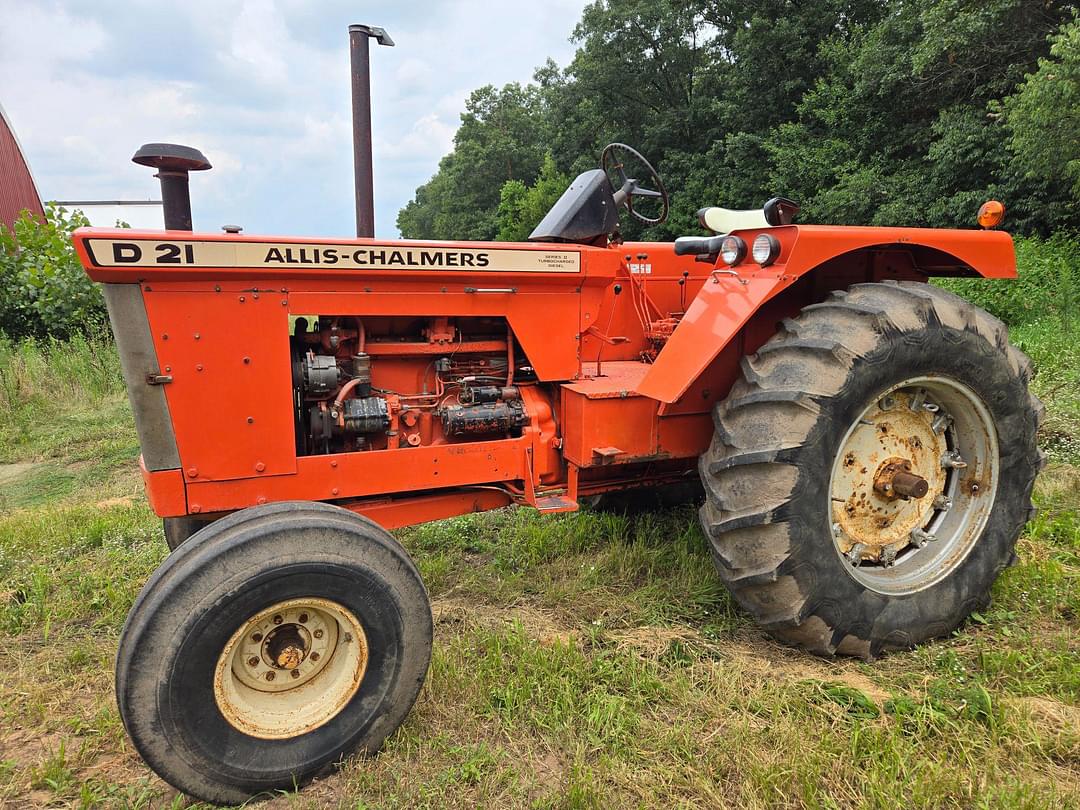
697,206,771,234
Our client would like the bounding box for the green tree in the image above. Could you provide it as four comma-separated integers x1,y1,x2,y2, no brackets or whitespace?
397,83,549,240
1005,17,1080,204
0,206,107,340
766,0,1073,231
401,0,1076,240
495,154,572,242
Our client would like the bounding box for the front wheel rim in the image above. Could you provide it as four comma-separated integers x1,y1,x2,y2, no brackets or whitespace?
828,375,999,595
214,597,368,739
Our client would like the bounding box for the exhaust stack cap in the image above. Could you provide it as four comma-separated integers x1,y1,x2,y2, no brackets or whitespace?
349,24,394,46
132,143,212,173
132,143,211,231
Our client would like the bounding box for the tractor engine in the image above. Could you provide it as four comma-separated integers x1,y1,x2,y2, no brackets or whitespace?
290,315,536,455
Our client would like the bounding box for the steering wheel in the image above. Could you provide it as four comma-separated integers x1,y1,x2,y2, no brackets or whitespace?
600,143,669,225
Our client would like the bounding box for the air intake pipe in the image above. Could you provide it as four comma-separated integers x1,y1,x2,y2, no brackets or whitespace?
132,143,212,231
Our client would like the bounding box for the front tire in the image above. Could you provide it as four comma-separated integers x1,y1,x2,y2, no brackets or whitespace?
117,501,432,804
699,281,1043,658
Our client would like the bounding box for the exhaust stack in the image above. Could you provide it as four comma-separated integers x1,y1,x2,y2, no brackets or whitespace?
132,143,212,231
349,24,394,238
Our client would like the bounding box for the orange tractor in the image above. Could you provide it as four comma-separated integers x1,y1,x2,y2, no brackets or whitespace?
77,123,1041,805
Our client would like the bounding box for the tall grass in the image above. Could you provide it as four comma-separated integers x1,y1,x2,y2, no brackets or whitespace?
0,336,127,467
0,335,123,419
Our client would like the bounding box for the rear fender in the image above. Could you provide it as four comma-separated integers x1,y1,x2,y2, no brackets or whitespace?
636,225,1015,404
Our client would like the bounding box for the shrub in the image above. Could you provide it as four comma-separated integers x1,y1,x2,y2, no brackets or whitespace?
0,205,108,340
936,234,1080,326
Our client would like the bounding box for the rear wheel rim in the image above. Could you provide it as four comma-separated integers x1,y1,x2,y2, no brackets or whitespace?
213,597,368,739
828,375,999,595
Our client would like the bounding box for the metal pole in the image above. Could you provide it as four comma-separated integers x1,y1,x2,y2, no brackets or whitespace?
349,24,394,238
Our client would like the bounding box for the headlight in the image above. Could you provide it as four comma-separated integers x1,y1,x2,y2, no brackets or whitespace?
720,236,746,266
752,233,781,266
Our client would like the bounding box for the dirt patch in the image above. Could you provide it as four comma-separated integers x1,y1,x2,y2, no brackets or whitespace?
433,597,890,702
0,728,68,770
719,639,892,703
0,462,39,488
94,496,134,509
433,597,579,648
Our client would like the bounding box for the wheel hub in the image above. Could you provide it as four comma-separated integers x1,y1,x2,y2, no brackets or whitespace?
832,390,946,560
214,597,368,738
872,457,929,500
828,376,999,595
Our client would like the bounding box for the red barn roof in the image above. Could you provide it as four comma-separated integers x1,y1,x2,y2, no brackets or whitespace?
0,103,44,229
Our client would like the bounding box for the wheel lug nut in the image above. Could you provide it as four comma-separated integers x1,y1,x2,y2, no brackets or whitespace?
291,669,301,679
272,615,283,625
310,651,320,661
265,671,275,682
313,629,324,639
248,656,259,667
298,613,308,624
252,633,262,642
941,451,967,469
910,528,936,548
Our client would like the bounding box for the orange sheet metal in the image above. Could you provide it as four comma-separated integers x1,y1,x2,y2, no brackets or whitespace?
347,489,513,529
636,224,1016,404
140,459,188,517
183,437,529,515
636,274,786,404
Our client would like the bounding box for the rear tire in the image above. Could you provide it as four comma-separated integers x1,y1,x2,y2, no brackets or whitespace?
699,281,1043,658
117,501,432,804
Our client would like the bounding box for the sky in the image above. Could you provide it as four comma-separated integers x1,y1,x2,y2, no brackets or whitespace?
0,0,590,237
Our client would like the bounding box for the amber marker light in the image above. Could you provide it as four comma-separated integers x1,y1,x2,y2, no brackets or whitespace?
977,200,1005,229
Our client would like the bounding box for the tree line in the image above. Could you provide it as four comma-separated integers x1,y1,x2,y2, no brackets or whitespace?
396,0,1079,243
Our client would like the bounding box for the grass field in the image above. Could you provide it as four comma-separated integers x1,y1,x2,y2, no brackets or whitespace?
0,325,1077,809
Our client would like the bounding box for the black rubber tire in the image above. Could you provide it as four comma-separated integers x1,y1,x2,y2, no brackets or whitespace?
583,479,703,514
162,515,216,551
699,281,1044,659
116,501,433,804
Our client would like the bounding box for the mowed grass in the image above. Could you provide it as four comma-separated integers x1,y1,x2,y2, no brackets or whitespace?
0,330,1077,809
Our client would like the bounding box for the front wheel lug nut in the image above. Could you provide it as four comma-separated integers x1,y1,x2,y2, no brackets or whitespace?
247,656,259,667
310,651,320,661
265,671,275,682
272,615,283,625
290,669,301,679
251,633,262,642
298,613,308,623
313,629,324,639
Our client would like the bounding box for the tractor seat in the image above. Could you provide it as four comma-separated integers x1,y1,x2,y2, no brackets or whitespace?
697,197,800,234
697,206,769,234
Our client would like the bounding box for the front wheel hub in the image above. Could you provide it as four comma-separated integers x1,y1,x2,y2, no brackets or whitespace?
214,597,368,739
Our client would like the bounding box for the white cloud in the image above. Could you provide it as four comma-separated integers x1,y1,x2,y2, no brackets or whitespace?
0,0,589,237
395,58,434,91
